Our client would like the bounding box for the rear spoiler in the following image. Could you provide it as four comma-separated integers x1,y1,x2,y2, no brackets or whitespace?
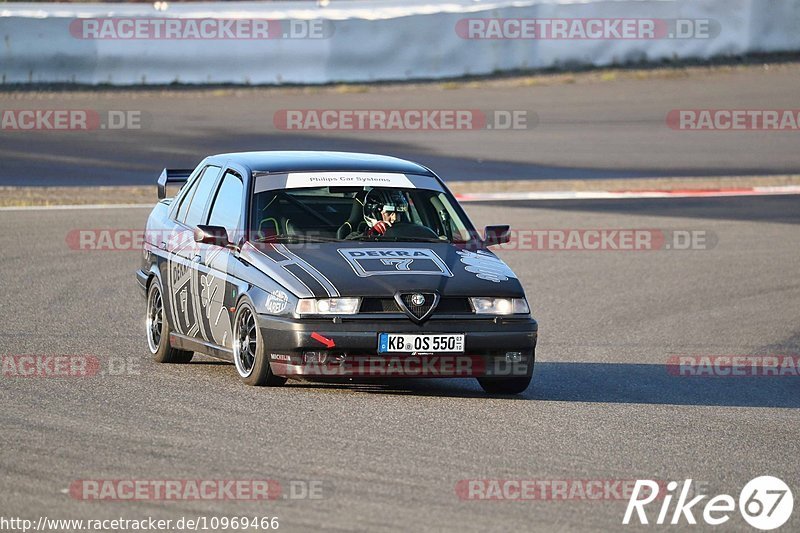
157,168,194,199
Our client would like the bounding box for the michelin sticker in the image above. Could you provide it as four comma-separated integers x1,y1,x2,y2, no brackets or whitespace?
457,250,516,283
338,248,453,277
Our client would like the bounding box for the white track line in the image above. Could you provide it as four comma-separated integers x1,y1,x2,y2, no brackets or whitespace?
1,185,800,211
0,203,152,212
455,185,800,202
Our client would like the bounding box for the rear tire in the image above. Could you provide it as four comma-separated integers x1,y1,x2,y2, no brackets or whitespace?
233,302,287,387
146,279,193,364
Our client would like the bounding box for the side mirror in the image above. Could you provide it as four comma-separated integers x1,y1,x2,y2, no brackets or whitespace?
194,225,230,247
484,225,511,246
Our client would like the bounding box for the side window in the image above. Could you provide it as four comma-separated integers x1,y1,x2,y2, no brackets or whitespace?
174,166,206,223
435,192,470,242
207,171,244,239
183,165,223,228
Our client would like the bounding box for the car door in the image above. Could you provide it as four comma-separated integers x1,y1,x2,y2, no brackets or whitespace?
165,164,223,340
194,169,246,350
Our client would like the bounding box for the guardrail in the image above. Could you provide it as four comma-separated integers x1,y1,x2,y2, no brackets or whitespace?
1,0,799,85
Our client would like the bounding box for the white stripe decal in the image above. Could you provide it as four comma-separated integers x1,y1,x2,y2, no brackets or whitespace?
148,246,240,286
243,243,315,299
272,243,340,297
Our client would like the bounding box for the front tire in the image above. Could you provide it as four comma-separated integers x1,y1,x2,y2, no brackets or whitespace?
233,302,286,387
477,375,532,395
477,350,534,395
146,279,193,364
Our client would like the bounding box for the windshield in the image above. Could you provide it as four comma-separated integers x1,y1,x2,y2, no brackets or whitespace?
250,186,475,243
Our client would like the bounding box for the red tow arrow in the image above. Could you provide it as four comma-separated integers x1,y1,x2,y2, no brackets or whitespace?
310,332,336,349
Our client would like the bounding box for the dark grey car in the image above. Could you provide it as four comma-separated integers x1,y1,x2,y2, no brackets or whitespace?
136,151,538,394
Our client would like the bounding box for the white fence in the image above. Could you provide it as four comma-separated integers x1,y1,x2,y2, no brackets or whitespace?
1,0,799,85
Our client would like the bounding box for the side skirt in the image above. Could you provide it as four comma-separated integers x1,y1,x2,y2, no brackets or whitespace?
169,332,234,363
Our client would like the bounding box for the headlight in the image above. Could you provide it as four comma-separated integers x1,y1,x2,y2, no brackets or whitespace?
296,298,361,315
470,297,529,315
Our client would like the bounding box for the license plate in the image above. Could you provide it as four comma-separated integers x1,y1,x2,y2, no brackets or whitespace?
378,333,465,353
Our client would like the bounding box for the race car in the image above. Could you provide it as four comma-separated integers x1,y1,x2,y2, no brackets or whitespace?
136,151,538,394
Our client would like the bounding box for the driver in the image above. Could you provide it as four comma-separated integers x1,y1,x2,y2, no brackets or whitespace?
363,190,409,236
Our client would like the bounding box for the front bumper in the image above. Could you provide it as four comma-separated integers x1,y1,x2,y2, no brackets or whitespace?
257,314,537,378
135,269,149,296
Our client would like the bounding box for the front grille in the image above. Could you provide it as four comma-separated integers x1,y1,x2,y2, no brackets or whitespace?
399,293,436,320
360,297,472,315
436,298,473,314
360,298,402,313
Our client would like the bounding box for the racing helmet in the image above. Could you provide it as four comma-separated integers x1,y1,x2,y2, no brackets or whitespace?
363,189,409,227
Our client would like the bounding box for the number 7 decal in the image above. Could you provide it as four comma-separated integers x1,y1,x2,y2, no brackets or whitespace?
380,258,414,271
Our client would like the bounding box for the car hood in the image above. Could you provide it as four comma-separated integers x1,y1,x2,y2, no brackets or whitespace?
240,241,525,299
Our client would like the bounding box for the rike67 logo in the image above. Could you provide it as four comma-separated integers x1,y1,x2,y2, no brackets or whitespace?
624,476,793,530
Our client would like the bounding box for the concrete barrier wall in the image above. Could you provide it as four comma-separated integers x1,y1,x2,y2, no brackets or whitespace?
1,0,799,85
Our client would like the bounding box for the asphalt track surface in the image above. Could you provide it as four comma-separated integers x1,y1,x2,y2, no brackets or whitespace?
1,195,799,532
1,65,800,186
